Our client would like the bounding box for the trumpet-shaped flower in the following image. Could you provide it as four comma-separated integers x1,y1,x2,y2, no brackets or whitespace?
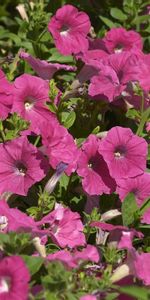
38,204,86,248
0,256,30,300
20,51,76,80
99,126,147,179
41,120,78,174
103,28,143,54
48,4,91,55
77,134,116,195
0,136,47,196
12,74,55,133
116,173,150,206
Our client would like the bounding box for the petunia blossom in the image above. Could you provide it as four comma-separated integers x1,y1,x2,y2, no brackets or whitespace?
11,73,55,134
47,244,99,269
0,69,13,119
0,256,30,300
128,250,150,286
141,208,150,224
77,134,116,195
116,173,150,206
98,126,147,179
20,51,76,80
40,119,79,174
48,4,91,55
47,250,75,269
80,295,97,300
38,204,86,248
89,51,146,102
91,222,143,250
146,122,150,132
0,136,48,196
0,199,37,234
129,92,150,110
103,28,143,54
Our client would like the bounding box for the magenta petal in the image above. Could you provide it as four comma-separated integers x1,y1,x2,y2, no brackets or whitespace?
20,51,76,79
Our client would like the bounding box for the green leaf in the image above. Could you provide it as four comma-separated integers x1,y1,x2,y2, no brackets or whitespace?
47,102,57,113
61,111,76,129
121,193,138,226
105,293,119,300
110,8,127,21
92,126,100,134
136,107,150,136
0,30,21,45
48,48,74,63
0,233,10,244
22,255,44,275
118,286,150,300
46,292,58,300
59,173,69,190
99,16,116,28
139,197,150,214
132,15,150,25
126,108,140,120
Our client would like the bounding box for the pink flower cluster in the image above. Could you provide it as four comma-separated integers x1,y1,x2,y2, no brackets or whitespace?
77,127,148,208
0,3,150,299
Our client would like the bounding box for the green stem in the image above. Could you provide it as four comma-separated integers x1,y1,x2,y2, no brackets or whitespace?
136,107,150,136
34,135,41,146
36,28,47,43
139,197,150,214
140,91,145,115
0,130,6,142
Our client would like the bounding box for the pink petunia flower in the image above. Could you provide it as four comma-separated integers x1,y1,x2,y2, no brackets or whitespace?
98,126,147,179
0,69,13,119
47,250,75,269
141,208,150,224
0,200,37,234
103,28,143,54
47,244,99,269
124,90,150,110
0,136,47,196
0,256,30,300
20,51,76,80
146,122,150,132
40,119,79,174
89,51,146,102
91,222,143,250
80,295,97,300
48,4,91,55
77,134,116,195
74,244,99,264
38,204,86,248
77,60,101,84
128,250,150,285
11,73,55,134
116,173,150,206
